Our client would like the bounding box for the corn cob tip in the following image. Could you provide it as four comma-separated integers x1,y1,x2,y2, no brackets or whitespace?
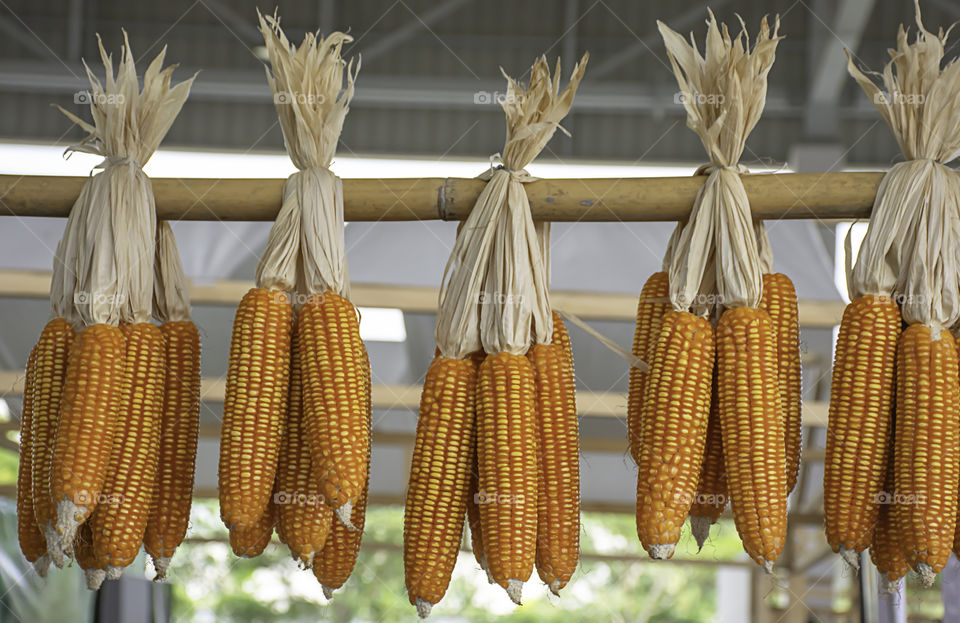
880,577,902,595
335,503,356,531
839,547,860,572
44,523,66,568
916,563,936,587
297,553,315,571
506,579,524,605
106,566,122,580
548,580,563,596
479,554,494,584
152,556,171,581
762,560,775,574
85,569,106,591
53,499,86,558
690,516,714,551
32,555,50,578
649,544,675,560
322,585,335,600
415,598,433,619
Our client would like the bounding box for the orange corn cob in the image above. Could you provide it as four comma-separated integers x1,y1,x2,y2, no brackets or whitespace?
91,323,165,576
230,499,276,558
759,273,802,494
298,292,371,520
627,272,670,464
466,451,487,576
17,345,45,569
636,311,713,559
716,307,786,570
32,318,74,556
404,355,478,617
871,419,908,594
220,288,291,529
74,522,106,590
314,475,370,600
531,316,580,594
144,320,201,579
49,323,125,561
476,352,538,604
824,295,899,567
276,323,333,568
689,372,726,550
894,325,960,586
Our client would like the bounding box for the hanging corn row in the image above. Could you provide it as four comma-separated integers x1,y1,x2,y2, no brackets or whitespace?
13,34,195,586
217,12,371,599
626,13,795,570
824,2,960,587
402,54,587,617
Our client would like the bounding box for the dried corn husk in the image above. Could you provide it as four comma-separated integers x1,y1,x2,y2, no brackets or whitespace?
153,222,191,323
847,1,960,331
436,54,588,357
57,33,194,327
255,12,357,298
658,13,782,313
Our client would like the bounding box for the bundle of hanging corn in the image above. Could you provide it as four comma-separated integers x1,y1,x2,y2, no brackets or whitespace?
402,54,587,617
14,34,194,585
629,14,792,570
217,13,370,599
824,2,960,587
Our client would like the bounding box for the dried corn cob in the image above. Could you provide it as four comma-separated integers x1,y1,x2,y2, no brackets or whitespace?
75,521,106,590
689,372,726,550
716,307,786,570
91,323,165,576
476,352,538,604
466,451,488,578
530,317,580,594
49,323,125,562
17,345,45,571
627,272,670,464
314,473,369,600
277,323,333,568
824,295,899,568
871,419,908,594
32,318,74,561
636,311,713,559
220,288,291,529
144,320,201,579
299,292,370,523
404,355,478,617
894,325,960,585
230,499,276,558
759,273,802,494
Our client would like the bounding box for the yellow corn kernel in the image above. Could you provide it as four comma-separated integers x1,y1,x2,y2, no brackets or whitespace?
627,272,671,464
759,273,802,494
144,320,201,580
277,322,333,568
298,292,371,517
716,307,785,570
894,324,960,586
91,323,165,574
636,310,713,559
530,318,580,594
824,295,899,565
49,323,125,560
404,355,478,616
220,288,292,529
476,352,538,604
871,423,908,593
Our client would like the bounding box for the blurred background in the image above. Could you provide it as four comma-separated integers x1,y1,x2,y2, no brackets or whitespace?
0,0,954,621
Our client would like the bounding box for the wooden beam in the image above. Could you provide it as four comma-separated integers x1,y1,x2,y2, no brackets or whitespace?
0,269,846,327
0,172,885,222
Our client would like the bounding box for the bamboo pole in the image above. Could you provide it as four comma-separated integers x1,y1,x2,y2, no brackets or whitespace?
0,172,882,221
